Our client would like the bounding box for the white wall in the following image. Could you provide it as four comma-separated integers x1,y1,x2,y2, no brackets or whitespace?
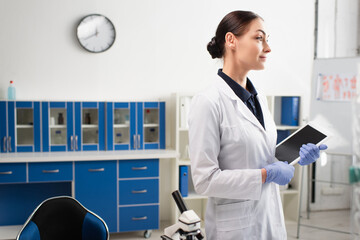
0,0,317,221
0,0,315,103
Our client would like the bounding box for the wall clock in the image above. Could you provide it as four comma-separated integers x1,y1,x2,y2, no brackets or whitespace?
77,14,116,53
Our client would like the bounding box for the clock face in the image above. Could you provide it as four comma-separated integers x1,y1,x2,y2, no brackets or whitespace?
77,14,116,53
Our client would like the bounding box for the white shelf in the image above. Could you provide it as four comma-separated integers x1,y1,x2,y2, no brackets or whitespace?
178,159,191,165
113,124,130,128
16,125,33,129
179,128,189,132
82,124,98,128
50,125,66,129
143,123,159,128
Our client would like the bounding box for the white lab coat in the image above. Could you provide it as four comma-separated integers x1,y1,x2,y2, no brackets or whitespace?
188,75,287,240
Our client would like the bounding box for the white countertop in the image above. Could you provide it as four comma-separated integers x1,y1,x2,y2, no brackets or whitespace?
0,149,178,163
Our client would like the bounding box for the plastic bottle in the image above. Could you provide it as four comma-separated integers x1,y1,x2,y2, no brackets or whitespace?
7,80,16,100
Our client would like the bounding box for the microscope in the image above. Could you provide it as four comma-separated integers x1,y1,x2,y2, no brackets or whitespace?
161,190,204,240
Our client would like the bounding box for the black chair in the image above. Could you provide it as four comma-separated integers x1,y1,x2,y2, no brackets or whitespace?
16,196,109,240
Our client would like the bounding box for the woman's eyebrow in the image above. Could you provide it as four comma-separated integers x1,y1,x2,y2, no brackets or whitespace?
256,29,266,36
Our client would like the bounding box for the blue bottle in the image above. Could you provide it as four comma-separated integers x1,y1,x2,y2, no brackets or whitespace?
7,80,16,100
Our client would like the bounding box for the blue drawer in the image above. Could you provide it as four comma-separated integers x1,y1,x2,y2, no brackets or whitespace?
119,205,159,232
119,179,159,205
29,162,73,182
0,163,26,183
119,159,158,178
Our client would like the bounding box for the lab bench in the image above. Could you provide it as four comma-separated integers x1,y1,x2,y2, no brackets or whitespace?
0,150,177,236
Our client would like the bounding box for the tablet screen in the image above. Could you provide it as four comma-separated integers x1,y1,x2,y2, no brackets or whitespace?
275,125,327,164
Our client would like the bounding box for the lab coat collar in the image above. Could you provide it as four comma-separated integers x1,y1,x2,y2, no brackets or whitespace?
214,75,265,132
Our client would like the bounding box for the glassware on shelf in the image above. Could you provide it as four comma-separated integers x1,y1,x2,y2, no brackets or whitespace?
145,109,150,124
114,111,121,124
58,113,64,125
115,133,122,143
55,130,62,144
85,113,91,124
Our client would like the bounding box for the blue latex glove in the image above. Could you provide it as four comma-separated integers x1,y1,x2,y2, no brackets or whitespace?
264,161,295,185
298,143,328,166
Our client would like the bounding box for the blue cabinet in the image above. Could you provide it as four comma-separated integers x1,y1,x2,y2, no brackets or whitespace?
42,101,105,152
118,159,159,232
75,161,117,232
0,101,41,153
106,102,165,151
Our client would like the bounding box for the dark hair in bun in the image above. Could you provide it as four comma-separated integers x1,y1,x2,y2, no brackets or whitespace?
207,10,262,59
207,37,222,59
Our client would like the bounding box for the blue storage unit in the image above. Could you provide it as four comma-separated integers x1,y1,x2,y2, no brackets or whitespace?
179,165,189,197
281,97,300,126
42,101,105,152
0,101,40,153
106,101,165,151
118,159,159,232
74,161,117,232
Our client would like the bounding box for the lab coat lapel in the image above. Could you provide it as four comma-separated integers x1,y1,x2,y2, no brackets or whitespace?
215,76,265,132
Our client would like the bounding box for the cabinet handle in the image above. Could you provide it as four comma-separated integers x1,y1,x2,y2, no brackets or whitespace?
0,171,12,175
132,189,147,194
88,168,105,172
42,169,59,173
75,135,78,150
7,136,11,152
132,166,148,170
70,136,74,150
132,216,147,221
137,135,140,149
133,135,137,149
3,137,6,152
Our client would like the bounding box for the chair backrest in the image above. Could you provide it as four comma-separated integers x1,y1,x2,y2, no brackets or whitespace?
16,196,109,240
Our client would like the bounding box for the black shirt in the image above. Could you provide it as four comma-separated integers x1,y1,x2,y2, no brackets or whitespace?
218,69,265,129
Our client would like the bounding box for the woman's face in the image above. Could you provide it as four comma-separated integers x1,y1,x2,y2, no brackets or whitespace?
230,18,271,71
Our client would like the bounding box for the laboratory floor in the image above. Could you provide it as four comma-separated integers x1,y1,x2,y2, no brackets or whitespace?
110,210,354,240
0,210,354,240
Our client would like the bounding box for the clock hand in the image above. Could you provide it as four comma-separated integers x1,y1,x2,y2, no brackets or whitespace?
82,31,97,40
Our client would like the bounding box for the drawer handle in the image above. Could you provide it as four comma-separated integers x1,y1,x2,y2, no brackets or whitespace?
8,136,11,152
132,166,148,170
42,169,59,173
132,216,147,221
132,189,147,194
88,168,105,172
3,137,6,152
0,171,12,175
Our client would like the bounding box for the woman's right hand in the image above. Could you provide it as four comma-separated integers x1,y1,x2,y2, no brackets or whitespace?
263,161,295,185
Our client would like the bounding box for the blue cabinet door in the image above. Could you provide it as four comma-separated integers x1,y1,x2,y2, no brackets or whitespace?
74,161,117,232
42,102,74,152
75,102,105,151
0,101,7,153
142,102,166,150
1,101,40,153
106,102,133,151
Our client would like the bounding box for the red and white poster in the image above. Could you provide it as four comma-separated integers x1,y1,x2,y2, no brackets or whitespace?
316,73,357,101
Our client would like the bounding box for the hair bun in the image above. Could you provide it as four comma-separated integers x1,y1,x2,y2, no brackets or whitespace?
207,37,222,59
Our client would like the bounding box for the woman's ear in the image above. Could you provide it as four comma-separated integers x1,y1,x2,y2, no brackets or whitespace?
225,32,236,49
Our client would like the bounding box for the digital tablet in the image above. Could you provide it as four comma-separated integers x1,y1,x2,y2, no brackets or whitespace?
275,123,329,165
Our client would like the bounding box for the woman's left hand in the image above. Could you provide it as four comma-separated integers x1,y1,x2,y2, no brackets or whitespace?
298,143,328,166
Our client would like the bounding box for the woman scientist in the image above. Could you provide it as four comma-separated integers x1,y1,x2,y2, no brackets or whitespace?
188,10,327,240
